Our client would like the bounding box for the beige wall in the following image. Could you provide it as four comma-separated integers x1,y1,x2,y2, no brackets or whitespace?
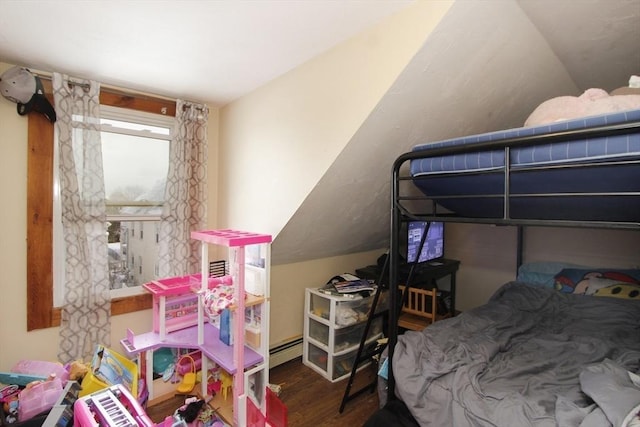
270,249,384,346
217,1,453,236
216,1,453,347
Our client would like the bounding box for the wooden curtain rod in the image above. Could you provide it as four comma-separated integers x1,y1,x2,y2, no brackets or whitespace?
32,71,178,116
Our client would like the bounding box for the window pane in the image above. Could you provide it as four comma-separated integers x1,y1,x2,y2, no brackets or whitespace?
99,108,173,297
102,132,169,216
108,220,160,290
101,118,171,137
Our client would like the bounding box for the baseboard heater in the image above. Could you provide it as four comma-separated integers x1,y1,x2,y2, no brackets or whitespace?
269,337,303,368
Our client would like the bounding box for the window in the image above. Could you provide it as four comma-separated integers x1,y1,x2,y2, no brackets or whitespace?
27,85,177,331
52,105,173,303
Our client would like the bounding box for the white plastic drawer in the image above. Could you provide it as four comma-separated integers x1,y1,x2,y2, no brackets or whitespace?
308,318,329,346
335,316,382,353
333,348,360,381
308,293,331,321
307,342,328,372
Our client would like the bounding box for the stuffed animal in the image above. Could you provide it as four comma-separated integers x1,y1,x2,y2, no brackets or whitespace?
525,77,640,127
67,360,89,382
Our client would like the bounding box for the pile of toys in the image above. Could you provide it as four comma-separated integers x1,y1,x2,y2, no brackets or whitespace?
0,359,84,425
160,396,229,427
0,346,142,426
0,347,236,427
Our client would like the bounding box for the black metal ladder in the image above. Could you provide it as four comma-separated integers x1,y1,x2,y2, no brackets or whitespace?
338,285,388,413
338,254,390,413
339,223,435,413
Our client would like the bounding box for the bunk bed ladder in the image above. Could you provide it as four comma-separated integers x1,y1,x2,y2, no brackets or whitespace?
340,220,435,412
339,254,390,413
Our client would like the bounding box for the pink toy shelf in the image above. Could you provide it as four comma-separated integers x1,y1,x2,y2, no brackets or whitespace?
190,229,272,247
144,274,233,336
152,293,199,335
144,273,233,296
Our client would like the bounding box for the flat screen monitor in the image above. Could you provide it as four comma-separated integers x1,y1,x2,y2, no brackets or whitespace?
406,221,444,264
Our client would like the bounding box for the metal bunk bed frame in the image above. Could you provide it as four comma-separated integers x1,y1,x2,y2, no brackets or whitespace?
386,118,640,400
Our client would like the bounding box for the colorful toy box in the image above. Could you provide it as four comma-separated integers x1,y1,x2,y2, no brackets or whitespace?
17,377,64,423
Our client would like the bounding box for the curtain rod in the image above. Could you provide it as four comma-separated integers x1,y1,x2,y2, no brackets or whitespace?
30,69,179,103
29,68,207,115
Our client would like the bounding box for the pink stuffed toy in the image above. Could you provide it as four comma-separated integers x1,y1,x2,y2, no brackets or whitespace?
525,87,640,127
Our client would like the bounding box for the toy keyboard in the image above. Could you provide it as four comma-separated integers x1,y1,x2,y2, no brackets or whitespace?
74,384,154,427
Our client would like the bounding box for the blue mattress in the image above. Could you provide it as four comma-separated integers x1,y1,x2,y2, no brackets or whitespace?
409,109,640,222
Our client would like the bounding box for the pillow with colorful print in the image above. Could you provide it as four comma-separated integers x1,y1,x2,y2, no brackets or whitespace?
553,268,640,298
592,282,640,300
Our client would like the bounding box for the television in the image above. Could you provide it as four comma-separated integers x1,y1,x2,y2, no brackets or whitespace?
406,221,444,264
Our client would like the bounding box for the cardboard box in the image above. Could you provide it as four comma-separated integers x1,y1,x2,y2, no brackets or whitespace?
245,325,261,349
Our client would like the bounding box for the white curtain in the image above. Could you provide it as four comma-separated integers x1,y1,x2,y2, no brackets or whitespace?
158,100,209,277
53,73,111,363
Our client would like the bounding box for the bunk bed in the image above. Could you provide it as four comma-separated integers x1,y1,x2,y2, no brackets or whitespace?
367,107,640,427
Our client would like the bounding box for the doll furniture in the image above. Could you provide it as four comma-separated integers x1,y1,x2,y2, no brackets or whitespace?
144,274,233,339
121,229,272,426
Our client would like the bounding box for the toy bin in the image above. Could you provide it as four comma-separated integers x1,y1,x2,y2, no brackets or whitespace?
80,345,138,399
17,377,63,422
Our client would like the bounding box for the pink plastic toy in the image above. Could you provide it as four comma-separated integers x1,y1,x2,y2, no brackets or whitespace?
144,274,234,337
11,359,70,384
73,383,155,427
18,377,63,423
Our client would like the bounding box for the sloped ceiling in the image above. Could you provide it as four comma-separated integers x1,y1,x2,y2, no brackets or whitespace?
271,0,640,264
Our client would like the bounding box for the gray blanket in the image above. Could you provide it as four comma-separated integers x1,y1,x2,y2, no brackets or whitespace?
393,282,640,426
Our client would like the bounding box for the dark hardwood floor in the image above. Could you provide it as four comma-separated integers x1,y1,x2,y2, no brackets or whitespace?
270,357,380,426
146,356,381,426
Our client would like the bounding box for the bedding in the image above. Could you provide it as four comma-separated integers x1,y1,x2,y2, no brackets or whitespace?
392,282,640,427
408,109,640,222
516,262,588,288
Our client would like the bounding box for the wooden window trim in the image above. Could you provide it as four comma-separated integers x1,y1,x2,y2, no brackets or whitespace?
27,81,176,331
